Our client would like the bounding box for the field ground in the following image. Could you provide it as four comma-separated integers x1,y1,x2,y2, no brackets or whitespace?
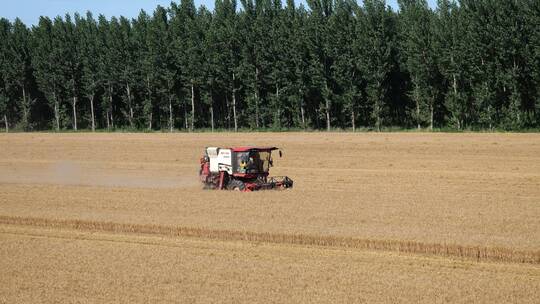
1,132,539,302
1,225,539,304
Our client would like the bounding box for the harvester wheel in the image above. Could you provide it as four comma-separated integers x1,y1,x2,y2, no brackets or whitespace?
227,179,246,191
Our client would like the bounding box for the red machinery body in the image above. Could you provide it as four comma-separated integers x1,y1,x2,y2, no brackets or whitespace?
199,146,293,192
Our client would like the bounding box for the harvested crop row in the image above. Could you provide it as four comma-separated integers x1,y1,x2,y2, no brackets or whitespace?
2,215,538,264
3,229,539,304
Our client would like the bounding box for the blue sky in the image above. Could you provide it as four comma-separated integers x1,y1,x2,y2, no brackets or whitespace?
2,0,438,26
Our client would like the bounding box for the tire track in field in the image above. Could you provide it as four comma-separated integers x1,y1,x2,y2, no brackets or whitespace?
1,215,538,264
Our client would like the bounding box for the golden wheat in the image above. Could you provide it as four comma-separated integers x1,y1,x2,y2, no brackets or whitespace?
1,215,538,264
3,228,539,304
1,133,540,303
2,132,539,252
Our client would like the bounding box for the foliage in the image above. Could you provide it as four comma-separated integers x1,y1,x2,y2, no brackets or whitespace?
0,0,539,131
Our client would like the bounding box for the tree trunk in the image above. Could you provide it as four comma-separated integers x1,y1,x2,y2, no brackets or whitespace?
301,105,305,129
72,96,77,131
126,82,133,128
326,100,331,131
376,81,381,132
415,81,420,130
376,103,381,132
452,73,457,96
169,95,173,132
22,86,28,129
453,74,459,130
315,108,320,129
255,67,259,129
254,92,259,128
3,115,8,133
146,75,152,130
225,95,231,129
429,103,434,131
351,109,356,132
233,92,238,132
299,88,305,130
54,101,60,131
53,91,60,131
325,82,331,132
130,107,134,128
72,78,77,131
428,89,434,131
90,94,95,132
108,84,114,129
275,84,280,128
232,72,238,132
184,105,188,130
190,81,195,132
109,108,114,129
350,71,356,132
210,104,214,132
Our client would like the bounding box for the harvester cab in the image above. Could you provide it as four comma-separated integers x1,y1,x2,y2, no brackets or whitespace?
199,146,293,191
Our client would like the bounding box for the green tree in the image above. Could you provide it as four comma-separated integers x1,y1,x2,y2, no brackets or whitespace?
118,16,137,129
1,0,539,131
78,12,100,131
6,19,33,130
132,10,152,129
434,0,467,129
146,6,172,130
32,17,64,130
171,0,201,131
305,0,334,131
210,0,242,131
398,0,439,130
525,0,540,124
97,15,123,129
330,0,359,130
60,14,83,130
0,18,11,132
358,0,396,131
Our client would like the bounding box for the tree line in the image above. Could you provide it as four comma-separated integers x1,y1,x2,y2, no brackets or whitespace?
0,0,539,132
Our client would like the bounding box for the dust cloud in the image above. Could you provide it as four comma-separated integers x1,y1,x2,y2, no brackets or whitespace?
0,161,199,189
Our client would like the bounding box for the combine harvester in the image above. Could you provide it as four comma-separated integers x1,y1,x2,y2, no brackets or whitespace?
199,146,293,192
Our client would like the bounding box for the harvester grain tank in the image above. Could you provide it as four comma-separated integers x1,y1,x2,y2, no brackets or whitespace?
199,146,293,191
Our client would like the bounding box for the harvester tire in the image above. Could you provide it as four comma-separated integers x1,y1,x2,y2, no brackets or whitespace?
227,179,246,191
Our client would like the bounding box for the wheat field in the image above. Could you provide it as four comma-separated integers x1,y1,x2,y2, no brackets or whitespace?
0,132,539,302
